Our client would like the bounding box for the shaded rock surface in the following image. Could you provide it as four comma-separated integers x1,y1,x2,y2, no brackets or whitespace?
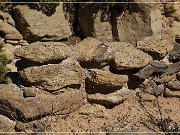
0,84,85,120
14,42,70,64
78,4,113,41
15,4,72,42
20,59,85,91
107,42,152,69
137,36,173,59
166,80,180,91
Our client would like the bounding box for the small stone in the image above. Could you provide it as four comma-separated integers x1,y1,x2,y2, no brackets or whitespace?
169,43,180,62
6,40,19,45
164,88,180,98
166,81,180,91
22,87,36,97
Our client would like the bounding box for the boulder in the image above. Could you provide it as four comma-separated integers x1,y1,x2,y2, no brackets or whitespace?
71,37,113,68
112,3,163,45
15,4,72,42
137,36,173,59
14,42,70,64
20,59,85,91
2,43,15,63
107,42,152,69
86,69,128,94
0,84,85,121
78,4,113,41
0,21,23,40
87,88,131,106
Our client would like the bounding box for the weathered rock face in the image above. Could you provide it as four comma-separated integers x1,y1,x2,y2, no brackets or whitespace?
86,69,128,94
0,84,85,120
137,36,173,59
71,37,113,68
2,43,15,63
166,80,180,91
107,42,152,69
0,114,16,132
20,59,85,91
78,4,113,42
112,4,152,45
14,42,70,64
0,11,15,27
15,4,72,42
0,21,23,40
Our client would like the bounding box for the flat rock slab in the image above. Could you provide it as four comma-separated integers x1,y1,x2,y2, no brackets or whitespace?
87,89,131,106
14,42,70,64
107,42,152,69
86,69,128,94
15,4,72,42
20,59,85,91
71,37,113,68
0,84,85,121
137,36,173,60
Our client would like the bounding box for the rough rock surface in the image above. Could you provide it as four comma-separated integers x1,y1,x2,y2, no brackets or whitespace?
15,4,72,42
87,88,131,106
177,72,180,80
0,114,16,132
169,42,180,62
20,59,85,91
14,42,70,64
86,69,128,94
0,84,85,120
2,43,15,63
112,4,153,45
0,21,23,40
137,36,173,59
78,4,113,41
71,37,113,68
107,42,152,69
166,80,180,91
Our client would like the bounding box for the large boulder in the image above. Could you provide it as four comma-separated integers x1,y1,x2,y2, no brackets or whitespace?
137,36,173,59
86,69,128,94
20,59,85,91
112,3,163,45
71,37,113,68
78,4,113,41
0,84,85,121
107,42,153,69
14,42,70,64
15,4,72,42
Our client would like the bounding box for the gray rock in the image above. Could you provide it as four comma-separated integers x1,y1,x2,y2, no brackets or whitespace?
15,4,72,42
86,69,128,94
14,42,70,64
177,72,180,80
164,88,180,98
0,84,85,120
20,58,85,91
107,42,152,69
137,36,173,60
166,81,180,91
163,61,180,75
169,43,180,62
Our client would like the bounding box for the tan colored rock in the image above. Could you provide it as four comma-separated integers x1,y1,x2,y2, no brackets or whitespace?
2,43,15,63
71,37,113,68
137,36,173,59
0,115,16,132
15,4,72,42
107,42,152,69
87,89,131,106
20,59,85,91
164,88,180,98
166,80,180,91
171,21,180,39
0,21,23,40
171,4,180,21
78,4,113,41
0,84,85,120
0,11,15,26
87,69,128,89
14,42,70,64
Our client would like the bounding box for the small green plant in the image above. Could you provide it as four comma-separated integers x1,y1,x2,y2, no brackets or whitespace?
0,44,9,84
